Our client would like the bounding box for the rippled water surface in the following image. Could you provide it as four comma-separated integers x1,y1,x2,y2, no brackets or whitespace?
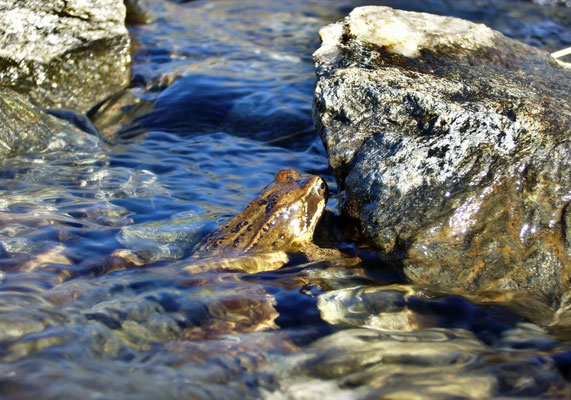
1,0,570,398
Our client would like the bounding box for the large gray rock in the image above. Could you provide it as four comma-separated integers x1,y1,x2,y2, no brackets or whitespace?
313,6,571,300
0,88,98,156
0,0,131,113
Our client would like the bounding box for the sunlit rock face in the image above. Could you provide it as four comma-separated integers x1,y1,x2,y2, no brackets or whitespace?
313,6,571,299
0,0,130,113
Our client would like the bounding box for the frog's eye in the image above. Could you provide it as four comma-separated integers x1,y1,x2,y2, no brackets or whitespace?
319,182,326,191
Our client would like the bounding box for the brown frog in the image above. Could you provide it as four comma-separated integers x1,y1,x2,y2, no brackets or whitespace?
186,168,352,274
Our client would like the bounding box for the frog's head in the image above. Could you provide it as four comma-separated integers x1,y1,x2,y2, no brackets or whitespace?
194,168,328,256
258,168,328,252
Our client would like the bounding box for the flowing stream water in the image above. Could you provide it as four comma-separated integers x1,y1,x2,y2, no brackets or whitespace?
0,0,570,398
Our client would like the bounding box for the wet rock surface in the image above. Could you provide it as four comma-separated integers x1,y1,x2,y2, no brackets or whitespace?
0,88,98,156
313,6,571,299
0,0,131,113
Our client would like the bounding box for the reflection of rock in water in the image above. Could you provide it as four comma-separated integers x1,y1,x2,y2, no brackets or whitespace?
67,270,278,341
316,285,564,344
183,285,279,340
318,285,434,332
271,327,566,399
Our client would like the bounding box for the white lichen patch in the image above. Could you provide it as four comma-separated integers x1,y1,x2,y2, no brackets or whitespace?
313,23,344,66
327,6,498,58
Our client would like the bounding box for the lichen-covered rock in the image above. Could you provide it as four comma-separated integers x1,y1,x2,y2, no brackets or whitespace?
0,0,131,113
313,6,571,300
0,88,98,156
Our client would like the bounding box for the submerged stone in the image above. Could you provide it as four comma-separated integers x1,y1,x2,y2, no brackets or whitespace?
0,0,131,113
313,6,571,300
0,88,98,156
117,212,216,263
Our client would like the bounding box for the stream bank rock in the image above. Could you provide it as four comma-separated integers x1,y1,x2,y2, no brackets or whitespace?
313,6,571,300
0,0,131,113
0,88,98,156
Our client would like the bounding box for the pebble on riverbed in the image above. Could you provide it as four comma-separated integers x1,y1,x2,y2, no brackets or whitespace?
313,6,571,302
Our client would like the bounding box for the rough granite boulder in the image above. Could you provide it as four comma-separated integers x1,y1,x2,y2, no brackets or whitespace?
0,0,131,113
0,88,98,156
313,6,571,300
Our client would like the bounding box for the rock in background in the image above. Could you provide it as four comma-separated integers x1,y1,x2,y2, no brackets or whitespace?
0,0,131,114
313,6,571,300
0,88,98,156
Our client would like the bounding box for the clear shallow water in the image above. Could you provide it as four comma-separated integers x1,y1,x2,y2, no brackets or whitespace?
1,0,570,398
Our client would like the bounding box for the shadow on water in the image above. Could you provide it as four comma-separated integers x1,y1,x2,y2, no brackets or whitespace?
125,74,316,148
